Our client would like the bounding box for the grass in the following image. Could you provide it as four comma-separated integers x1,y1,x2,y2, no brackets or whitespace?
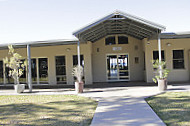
146,91,190,126
0,95,98,126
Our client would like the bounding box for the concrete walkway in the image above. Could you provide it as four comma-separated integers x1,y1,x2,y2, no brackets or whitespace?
0,84,190,126
79,85,190,126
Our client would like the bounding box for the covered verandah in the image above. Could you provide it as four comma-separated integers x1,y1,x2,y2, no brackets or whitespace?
73,10,166,82
0,40,82,92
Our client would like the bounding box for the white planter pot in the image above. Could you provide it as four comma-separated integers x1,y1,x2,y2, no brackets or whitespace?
14,84,25,93
75,82,84,93
158,79,167,92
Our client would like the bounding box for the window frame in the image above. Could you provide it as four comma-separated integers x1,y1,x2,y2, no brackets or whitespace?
73,55,85,82
38,58,48,83
105,36,116,45
55,56,66,84
73,55,84,67
118,36,129,44
0,60,3,84
153,50,165,61
172,49,185,69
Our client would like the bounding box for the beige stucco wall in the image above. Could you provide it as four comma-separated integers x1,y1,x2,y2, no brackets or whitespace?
0,42,93,85
1,36,189,84
92,34,145,82
145,38,190,83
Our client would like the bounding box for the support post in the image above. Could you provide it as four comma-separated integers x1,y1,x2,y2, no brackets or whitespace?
27,44,32,92
77,41,81,82
158,33,163,78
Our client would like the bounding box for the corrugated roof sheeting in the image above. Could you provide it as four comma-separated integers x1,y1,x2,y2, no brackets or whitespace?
73,11,166,42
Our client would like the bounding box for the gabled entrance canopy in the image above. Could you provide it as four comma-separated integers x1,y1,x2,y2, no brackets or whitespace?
73,11,165,42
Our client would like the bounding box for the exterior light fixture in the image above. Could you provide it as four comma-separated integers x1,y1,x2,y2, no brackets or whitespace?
66,48,71,51
166,43,171,46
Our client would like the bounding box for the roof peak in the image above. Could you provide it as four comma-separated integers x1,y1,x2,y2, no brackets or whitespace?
113,10,123,15
73,10,166,41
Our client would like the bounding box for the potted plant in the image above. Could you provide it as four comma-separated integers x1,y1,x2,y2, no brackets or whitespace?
72,65,84,93
3,45,26,93
152,59,170,91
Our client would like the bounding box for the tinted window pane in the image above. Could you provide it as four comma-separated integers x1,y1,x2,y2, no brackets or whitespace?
39,58,48,81
173,50,184,69
5,67,14,84
55,56,66,76
0,61,3,78
56,66,66,75
31,59,37,78
118,36,128,44
173,60,184,69
173,50,184,59
153,51,165,61
105,36,116,45
31,59,37,82
56,56,65,65
55,56,66,83
56,76,66,82
0,61,3,83
20,59,26,78
73,55,84,66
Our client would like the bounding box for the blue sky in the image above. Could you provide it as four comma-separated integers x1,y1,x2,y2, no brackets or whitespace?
0,0,190,44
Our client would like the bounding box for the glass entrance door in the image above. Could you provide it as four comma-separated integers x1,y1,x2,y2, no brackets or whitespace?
107,54,129,81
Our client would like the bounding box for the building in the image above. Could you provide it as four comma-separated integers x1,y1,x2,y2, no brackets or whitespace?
0,11,190,85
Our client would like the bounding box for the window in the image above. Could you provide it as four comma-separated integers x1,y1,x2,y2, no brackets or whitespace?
73,55,85,82
105,36,116,45
0,61,3,84
31,59,37,83
73,55,84,66
5,67,14,84
38,58,48,83
173,50,184,69
55,56,66,84
19,59,26,83
118,36,128,44
153,51,165,61
135,57,139,64
153,51,165,70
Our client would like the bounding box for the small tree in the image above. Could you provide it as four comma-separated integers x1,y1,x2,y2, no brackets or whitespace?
152,59,170,83
3,45,26,85
72,65,84,83
72,65,84,93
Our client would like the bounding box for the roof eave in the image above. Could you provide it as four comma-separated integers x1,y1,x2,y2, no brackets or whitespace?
73,10,166,37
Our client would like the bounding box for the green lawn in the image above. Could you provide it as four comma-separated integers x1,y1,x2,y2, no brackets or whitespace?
146,91,190,126
0,95,98,126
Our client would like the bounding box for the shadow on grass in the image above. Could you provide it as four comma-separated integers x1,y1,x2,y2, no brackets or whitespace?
0,99,97,126
146,92,190,126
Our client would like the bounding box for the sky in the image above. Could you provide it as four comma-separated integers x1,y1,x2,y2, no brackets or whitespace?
0,0,190,44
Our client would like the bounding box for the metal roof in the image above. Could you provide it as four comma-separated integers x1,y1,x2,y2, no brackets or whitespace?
0,39,78,50
161,32,190,39
73,10,166,42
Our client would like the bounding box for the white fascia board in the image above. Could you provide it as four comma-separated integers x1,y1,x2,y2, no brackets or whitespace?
73,13,115,36
118,11,166,31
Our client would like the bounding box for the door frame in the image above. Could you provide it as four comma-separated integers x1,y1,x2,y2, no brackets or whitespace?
106,53,130,82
